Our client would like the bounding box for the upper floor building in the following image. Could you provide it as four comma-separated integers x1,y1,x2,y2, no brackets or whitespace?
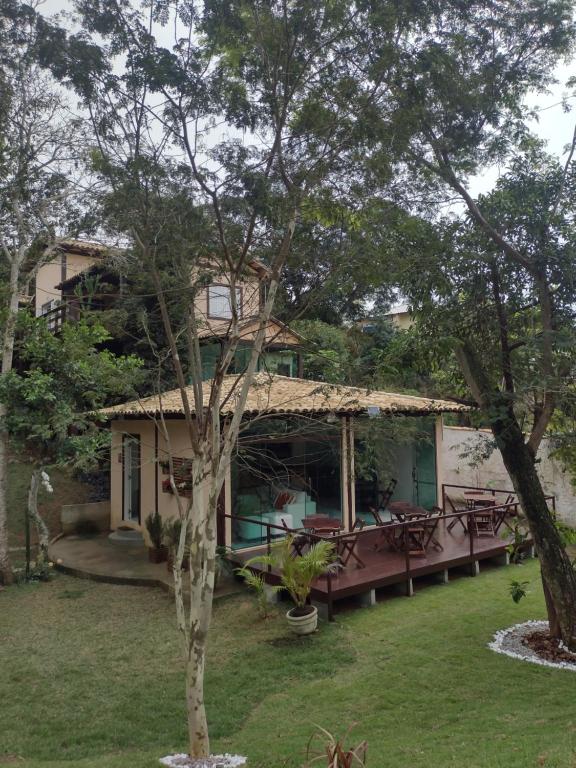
34,241,302,378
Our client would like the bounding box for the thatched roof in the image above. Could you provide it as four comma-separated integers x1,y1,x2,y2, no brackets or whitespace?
100,373,471,420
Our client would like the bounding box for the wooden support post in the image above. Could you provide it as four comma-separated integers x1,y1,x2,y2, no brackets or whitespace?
263,584,279,604
440,568,449,584
312,600,330,621
404,524,412,596
471,560,480,577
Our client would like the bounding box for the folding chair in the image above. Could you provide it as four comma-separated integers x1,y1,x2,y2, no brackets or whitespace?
281,518,309,556
335,519,366,569
422,510,444,551
367,478,397,524
469,508,496,537
445,496,468,534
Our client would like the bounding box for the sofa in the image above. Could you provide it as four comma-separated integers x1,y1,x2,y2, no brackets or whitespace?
234,488,317,543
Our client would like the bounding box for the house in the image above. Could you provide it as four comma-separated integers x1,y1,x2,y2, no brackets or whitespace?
35,240,110,329
34,242,303,377
99,374,468,551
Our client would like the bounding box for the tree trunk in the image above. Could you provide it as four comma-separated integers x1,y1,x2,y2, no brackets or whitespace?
492,411,576,649
0,256,22,585
27,468,50,566
185,470,218,758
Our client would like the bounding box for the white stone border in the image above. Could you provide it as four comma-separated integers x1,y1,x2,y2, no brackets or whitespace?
488,620,576,671
159,754,247,768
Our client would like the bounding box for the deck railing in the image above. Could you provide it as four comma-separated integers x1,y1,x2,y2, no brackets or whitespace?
441,483,556,512
221,497,534,621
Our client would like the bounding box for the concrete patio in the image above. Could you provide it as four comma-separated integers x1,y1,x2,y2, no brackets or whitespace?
49,533,241,598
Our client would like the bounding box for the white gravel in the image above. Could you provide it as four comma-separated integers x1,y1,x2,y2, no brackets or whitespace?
488,620,576,671
159,754,246,768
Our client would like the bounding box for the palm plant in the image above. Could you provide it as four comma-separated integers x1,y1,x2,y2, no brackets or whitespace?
145,510,164,550
247,536,336,617
235,565,281,618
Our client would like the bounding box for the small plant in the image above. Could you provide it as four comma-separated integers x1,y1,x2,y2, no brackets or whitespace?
505,522,529,563
509,579,530,604
305,725,367,767
248,536,336,616
215,544,234,586
145,510,164,550
163,518,189,570
235,565,281,618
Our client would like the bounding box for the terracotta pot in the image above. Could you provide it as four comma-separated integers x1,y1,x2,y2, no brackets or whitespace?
286,605,318,635
148,546,168,564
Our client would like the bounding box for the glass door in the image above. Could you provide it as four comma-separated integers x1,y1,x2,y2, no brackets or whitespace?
122,435,141,522
414,436,437,509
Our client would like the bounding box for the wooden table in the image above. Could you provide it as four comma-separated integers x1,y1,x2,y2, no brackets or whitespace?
302,515,343,534
463,492,498,509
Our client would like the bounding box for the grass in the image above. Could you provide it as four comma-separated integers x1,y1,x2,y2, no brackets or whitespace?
2,559,576,768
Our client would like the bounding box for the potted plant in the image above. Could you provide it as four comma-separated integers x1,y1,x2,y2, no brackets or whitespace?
247,535,336,635
215,544,234,588
164,518,189,572
144,511,167,563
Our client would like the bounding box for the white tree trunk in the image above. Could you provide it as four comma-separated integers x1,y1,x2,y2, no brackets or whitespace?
27,468,50,566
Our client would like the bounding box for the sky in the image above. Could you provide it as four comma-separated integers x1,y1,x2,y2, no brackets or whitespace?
40,0,576,199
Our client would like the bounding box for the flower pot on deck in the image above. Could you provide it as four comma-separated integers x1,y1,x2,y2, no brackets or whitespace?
286,605,318,635
148,545,168,564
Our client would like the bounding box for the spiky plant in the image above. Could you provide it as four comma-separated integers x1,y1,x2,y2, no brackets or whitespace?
247,536,336,614
235,566,281,618
306,725,367,767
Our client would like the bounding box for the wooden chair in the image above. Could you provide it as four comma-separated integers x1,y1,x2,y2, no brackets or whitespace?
422,509,444,551
335,519,366,569
445,496,468,534
367,478,397,524
468,508,496,537
281,518,309,556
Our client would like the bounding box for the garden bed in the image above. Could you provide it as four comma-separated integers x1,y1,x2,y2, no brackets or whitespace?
489,620,576,671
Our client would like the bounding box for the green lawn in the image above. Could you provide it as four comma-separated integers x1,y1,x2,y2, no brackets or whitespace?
2,559,575,768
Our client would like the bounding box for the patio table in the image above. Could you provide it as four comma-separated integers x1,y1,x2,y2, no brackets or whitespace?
463,492,498,509
302,515,343,535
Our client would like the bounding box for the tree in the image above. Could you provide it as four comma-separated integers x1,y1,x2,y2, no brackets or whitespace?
350,0,576,648
0,315,142,566
392,147,576,644
0,1,88,583
43,0,440,757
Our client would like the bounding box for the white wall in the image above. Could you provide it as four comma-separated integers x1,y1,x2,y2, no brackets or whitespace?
441,425,576,526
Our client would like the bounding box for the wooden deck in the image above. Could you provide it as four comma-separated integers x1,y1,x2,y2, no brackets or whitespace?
230,519,532,620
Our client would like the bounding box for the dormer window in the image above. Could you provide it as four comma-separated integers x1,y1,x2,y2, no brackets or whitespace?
207,285,242,320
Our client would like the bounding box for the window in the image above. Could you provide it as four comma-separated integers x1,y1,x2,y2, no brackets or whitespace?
207,285,242,320
41,300,55,315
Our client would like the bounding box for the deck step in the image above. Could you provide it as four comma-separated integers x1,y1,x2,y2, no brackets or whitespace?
108,528,145,546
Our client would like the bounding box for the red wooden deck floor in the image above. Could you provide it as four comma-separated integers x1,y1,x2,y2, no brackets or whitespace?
231,520,526,615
